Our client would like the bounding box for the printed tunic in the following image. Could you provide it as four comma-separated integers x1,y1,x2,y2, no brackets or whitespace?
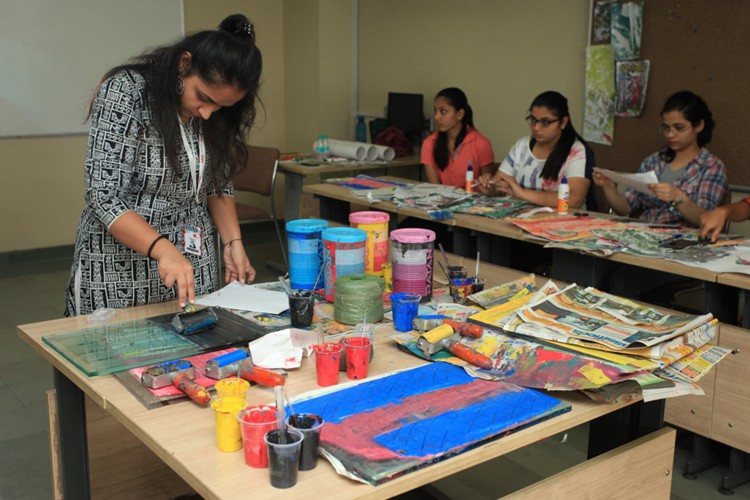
498,136,587,191
64,70,231,316
623,148,727,226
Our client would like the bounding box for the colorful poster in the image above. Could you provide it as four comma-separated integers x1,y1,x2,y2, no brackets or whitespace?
583,45,616,145
616,60,650,117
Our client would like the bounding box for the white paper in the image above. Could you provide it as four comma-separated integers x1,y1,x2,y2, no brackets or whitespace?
194,281,289,314
248,329,309,369
594,167,658,195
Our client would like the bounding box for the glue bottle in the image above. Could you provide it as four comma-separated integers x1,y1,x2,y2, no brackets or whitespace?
465,163,474,193
356,115,367,143
557,176,569,214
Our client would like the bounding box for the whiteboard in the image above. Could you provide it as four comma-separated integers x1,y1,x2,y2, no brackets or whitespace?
0,0,184,137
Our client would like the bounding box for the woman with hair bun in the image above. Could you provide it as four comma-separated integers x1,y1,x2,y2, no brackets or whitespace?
65,14,262,316
421,87,495,188
594,91,728,226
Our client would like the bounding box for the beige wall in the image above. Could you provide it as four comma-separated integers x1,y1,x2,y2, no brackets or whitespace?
0,0,588,253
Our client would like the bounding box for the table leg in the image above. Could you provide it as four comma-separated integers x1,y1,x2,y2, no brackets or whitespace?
54,368,91,499
283,172,304,222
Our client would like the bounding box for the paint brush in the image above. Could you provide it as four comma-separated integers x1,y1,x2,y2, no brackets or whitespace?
311,262,325,294
437,260,451,282
278,276,293,296
438,243,451,270
475,251,480,279
275,385,287,443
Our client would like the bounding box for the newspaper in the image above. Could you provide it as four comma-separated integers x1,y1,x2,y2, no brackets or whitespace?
593,167,658,195
504,284,713,351
656,344,733,382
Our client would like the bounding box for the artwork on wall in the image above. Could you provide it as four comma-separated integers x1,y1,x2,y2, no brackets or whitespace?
583,45,616,145
615,60,650,117
611,1,644,61
591,0,614,44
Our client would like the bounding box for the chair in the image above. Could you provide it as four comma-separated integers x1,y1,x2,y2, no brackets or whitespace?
229,145,287,273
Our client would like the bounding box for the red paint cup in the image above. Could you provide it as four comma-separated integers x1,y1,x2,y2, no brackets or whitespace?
343,336,372,380
237,405,279,468
313,343,343,387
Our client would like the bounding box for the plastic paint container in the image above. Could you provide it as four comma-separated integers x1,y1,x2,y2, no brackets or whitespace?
286,219,329,290
349,211,390,276
212,398,245,452
390,228,436,300
322,227,367,302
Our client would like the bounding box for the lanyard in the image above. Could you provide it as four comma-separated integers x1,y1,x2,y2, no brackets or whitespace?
177,114,206,203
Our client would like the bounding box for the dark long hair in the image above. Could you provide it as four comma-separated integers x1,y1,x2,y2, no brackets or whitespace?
529,91,587,180
90,14,262,191
659,90,715,163
433,87,475,170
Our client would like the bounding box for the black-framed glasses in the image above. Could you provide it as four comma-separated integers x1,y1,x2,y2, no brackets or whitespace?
525,115,561,128
658,123,692,135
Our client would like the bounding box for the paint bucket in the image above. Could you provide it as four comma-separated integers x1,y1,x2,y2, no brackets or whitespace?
286,219,329,290
390,228,436,300
349,211,390,276
322,227,367,302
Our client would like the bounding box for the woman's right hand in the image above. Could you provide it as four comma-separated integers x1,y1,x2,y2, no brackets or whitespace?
153,242,196,307
592,170,614,188
700,206,729,243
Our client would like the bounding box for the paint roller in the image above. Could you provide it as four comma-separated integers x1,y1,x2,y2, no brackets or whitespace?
141,359,211,406
170,305,218,335
204,350,286,387
417,323,493,370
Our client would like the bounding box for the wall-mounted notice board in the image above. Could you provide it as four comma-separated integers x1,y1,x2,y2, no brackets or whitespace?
0,0,183,137
589,0,750,186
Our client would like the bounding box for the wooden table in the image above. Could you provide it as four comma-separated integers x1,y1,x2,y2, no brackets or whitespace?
19,260,670,499
277,155,421,221
303,178,738,322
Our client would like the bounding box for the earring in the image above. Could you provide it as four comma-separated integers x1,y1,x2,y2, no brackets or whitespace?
176,76,185,96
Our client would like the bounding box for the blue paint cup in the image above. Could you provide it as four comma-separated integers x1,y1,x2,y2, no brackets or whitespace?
390,292,421,332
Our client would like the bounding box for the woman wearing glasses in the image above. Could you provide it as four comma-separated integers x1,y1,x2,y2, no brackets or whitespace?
593,91,727,226
479,91,591,208
422,87,495,188
64,14,261,316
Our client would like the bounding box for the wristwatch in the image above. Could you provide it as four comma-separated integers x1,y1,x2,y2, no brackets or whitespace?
670,196,685,208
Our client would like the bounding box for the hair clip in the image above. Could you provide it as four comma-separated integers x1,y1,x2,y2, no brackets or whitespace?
239,22,255,41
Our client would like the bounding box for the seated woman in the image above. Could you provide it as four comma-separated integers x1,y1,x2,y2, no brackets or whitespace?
480,91,590,209
421,87,495,188
593,91,728,226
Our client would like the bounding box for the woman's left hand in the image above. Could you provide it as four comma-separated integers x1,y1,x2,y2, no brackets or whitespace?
648,183,685,205
223,241,256,284
493,172,523,198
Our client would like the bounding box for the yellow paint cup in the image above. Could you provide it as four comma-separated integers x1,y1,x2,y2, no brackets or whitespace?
214,377,250,401
212,398,245,452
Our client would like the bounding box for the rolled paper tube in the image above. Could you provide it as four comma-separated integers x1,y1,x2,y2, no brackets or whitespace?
370,144,396,161
327,139,370,161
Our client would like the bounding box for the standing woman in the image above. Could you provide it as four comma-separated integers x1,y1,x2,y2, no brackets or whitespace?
482,91,590,208
421,87,495,188
65,14,261,316
593,91,727,226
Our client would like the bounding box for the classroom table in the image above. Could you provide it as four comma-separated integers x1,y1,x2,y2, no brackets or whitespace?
277,155,421,222
303,177,739,323
18,259,670,499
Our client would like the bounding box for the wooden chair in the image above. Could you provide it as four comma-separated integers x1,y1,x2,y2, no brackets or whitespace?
229,145,287,273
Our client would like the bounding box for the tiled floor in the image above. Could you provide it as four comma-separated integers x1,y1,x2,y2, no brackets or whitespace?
1,224,748,499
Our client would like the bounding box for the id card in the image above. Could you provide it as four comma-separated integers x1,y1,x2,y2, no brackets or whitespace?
184,224,203,256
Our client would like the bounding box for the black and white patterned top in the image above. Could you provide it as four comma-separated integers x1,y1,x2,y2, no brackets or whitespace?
64,70,232,316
